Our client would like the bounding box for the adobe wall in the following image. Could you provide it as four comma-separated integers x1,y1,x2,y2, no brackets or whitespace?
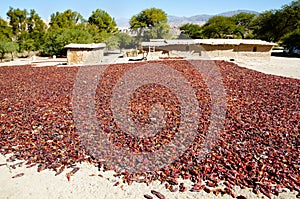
199,44,273,61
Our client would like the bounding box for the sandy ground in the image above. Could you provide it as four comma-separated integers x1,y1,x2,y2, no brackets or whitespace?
234,56,300,79
0,56,299,199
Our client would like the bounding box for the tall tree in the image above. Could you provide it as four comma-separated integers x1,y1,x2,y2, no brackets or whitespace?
42,29,93,56
49,9,84,30
6,7,27,36
0,18,13,41
252,0,300,42
179,23,202,39
129,8,170,40
27,9,47,51
130,8,168,29
88,9,117,33
230,12,256,39
201,16,236,38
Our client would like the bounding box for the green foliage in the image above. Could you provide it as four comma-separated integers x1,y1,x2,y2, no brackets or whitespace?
7,7,27,36
49,9,84,30
252,0,300,42
230,12,256,39
129,8,170,41
0,18,13,41
130,8,168,29
116,33,135,49
6,7,47,53
179,23,202,39
88,9,117,33
0,41,18,61
201,16,236,38
143,23,172,40
281,29,300,46
42,28,93,56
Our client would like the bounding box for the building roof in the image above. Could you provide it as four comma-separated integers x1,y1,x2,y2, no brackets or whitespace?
141,39,276,47
194,39,277,46
64,43,106,49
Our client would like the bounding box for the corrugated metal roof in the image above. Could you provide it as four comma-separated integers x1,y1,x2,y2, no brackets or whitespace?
64,43,106,49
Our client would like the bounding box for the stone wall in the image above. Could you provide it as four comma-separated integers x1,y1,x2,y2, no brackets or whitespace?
67,48,104,65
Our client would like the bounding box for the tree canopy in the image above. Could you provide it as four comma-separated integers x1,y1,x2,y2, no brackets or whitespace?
129,8,170,40
252,0,300,43
130,8,168,29
88,9,117,33
179,23,202,39
49,9,84,30
0,18,12,41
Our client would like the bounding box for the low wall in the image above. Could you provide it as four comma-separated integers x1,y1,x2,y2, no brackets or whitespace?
67,48,104,65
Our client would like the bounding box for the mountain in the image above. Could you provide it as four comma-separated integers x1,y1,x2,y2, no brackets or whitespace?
116,10,260,27
217,10,259,17
168,10,259,26
168,15,211,26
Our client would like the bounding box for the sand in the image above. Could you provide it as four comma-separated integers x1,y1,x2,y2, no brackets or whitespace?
0,56,299,199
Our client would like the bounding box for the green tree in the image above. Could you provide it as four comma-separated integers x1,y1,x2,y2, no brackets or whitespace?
129,8,170,40
143,23,172,40
281,29,300,46
7,7,27,36
26,9,47,51
49,9,84,30
252,0,300,42
0,18,13,41
0,41,18,61
179,23,202,39
130,8,168,29
42,29,93,56
201,16,236,38
230,12,256,38
116,32,135,49
88,9,117,33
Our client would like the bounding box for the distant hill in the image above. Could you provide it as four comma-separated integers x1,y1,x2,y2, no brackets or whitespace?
116,10,259,27
217,10,259,17
168,10,259,26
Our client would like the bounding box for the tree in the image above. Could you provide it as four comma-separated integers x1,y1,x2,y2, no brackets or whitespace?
281,29,300,47
0,41,18,61
252,0,300,42
143,23,172,40
26,9,47,51
42,29,93,56
88,9,117,33
129,8,170,40
6,7,27,36
0,18,13,41
230,12,256,39
130,8,168,29
116,32,135,49
179,23,202,39
49,9,84,30
201,16,236,38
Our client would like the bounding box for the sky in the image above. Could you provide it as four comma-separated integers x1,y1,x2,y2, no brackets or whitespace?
0,0,294,21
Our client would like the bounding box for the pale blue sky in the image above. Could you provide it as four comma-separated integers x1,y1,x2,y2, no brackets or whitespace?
0,0,294,20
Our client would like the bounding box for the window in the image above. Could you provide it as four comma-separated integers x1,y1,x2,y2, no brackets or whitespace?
253,46,257,52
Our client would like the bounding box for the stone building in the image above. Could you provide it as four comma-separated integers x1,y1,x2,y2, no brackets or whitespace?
64,43,106,65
